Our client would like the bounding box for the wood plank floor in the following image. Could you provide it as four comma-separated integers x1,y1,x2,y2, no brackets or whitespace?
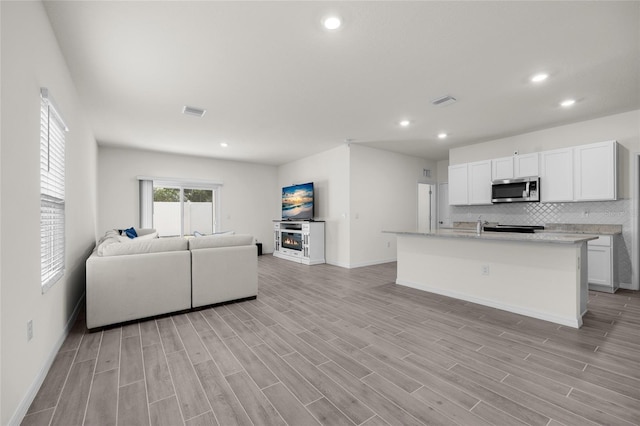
22,255,640,425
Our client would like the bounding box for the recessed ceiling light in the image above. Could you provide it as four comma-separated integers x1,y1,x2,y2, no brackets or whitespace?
531,73,549,83
399,119,411,127
220,142,228,148
560,99,576,107
323,16,342,30
437,132,448,139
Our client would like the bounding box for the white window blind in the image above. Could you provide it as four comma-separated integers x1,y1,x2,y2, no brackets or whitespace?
40,88,68,292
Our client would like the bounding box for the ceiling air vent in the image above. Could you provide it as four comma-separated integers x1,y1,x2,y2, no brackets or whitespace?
431,95,457,107
182,105,206,117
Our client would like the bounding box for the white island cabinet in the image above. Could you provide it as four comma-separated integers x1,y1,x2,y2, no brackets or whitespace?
387,229,595,328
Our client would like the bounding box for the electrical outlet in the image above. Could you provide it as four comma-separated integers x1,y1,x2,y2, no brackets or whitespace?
386,241,391,248
481,265,490,275
27,320,33,341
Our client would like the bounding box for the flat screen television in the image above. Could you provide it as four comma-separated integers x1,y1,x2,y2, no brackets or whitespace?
282,182,314,220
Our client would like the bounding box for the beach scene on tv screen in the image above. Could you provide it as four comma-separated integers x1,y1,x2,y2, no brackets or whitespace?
282,183,313,219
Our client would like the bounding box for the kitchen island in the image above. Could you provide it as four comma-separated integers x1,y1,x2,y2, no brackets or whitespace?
385,229,598,328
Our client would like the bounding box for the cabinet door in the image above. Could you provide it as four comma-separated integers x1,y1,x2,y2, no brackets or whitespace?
574,141,617,201
468,160,492,205
492,157,514,180
540,148,574,202
448,164,468,205
514,153,539,178
588,245,612,286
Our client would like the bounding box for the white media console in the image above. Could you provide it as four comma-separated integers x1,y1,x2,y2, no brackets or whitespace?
273,221,325,265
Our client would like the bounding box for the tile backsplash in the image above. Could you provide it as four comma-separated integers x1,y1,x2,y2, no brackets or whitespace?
450,199,632,285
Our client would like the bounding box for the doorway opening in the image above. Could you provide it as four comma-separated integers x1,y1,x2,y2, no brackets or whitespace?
418,183,437,233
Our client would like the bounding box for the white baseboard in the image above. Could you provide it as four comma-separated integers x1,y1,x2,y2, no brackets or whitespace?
326,260,350,268
396,279,582,329
347,258,397,269
618,282,638,291
325,258,397,269
9,293,85,426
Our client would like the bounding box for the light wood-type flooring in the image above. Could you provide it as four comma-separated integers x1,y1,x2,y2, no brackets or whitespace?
22,255,640,425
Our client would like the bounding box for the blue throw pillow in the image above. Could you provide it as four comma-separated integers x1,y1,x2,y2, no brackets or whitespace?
123,227,138,239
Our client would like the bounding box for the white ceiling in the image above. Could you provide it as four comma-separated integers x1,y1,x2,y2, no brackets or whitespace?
43,1,640,166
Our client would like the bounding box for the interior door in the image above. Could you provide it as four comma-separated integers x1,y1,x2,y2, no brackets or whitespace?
437,182,451,228
418,183,433,233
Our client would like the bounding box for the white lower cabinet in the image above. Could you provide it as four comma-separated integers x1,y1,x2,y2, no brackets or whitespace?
587,235,617,293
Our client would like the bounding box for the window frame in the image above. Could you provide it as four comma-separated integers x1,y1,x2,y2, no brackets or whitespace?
40,88,68,293
138,176,222,237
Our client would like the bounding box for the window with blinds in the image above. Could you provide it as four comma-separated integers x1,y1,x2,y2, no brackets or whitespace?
40,88,68,292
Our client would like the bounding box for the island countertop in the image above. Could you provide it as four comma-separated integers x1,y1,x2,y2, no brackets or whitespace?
383,229,598,245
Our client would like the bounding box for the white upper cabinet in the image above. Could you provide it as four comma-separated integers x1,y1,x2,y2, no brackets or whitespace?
540,148,574,202
574,141,617,201
514,153,539,178
491,157,514,180
467,160,492,205
448,164,468,205
449,140,616,206
492,153,540,180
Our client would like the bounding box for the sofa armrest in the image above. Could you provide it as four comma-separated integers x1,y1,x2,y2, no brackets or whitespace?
191,245,257,308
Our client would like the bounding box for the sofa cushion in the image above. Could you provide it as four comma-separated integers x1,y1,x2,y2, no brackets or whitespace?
97,228,158,256
101,236,188,257
188,234,253,250
118,231,158,243
96,230,122,256
136,228,157,237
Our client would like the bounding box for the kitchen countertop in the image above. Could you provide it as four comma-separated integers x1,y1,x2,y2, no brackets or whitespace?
543,223,622,235
384,229,598,244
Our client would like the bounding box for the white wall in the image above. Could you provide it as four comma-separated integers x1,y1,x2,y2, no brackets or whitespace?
278,144,438,268
1,2,98,424
349,145,437,267
449,110,640,198
98,147,278,252
278,145,351,267
436,159,449,183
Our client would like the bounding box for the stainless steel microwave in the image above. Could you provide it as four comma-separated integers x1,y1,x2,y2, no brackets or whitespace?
491,177,540,203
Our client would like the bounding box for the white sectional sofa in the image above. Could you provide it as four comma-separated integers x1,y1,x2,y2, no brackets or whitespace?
190,234,258,308
86,229,257,329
